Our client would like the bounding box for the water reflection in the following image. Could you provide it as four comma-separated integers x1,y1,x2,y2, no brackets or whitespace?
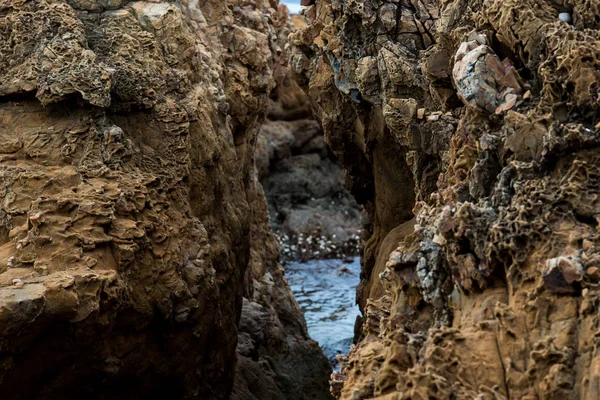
285,257,360,369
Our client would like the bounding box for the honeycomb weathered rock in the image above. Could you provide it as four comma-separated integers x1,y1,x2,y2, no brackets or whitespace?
0,1,330,399
292,0,600,398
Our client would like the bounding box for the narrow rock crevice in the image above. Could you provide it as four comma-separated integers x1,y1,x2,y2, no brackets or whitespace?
3,0,600,399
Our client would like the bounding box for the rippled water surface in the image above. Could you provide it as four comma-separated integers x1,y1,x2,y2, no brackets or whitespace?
285,257,360,368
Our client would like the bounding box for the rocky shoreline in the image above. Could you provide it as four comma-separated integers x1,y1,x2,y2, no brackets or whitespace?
275,230,361,263
2,0,600,399
0,2,333,399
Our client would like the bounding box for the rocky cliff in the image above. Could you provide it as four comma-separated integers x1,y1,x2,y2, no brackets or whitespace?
0,0,329,399
292,0,600,398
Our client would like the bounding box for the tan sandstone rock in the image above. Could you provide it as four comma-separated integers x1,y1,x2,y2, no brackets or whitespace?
291,0,600,398
0,0,329,399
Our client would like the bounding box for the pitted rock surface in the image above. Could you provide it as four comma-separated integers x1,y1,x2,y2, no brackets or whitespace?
292,0,600,398
0,1,330,399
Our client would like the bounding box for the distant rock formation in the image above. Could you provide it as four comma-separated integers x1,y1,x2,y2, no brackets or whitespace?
257,68,361,262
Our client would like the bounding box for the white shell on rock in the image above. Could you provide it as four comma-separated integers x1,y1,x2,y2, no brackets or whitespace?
559,12,572,23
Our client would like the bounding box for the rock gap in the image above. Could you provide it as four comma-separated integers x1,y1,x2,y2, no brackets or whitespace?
257,54,363,372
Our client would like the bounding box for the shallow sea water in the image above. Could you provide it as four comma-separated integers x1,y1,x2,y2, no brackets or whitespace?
285,257,360,369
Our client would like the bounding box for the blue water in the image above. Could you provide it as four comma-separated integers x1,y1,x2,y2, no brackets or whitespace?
285,258,360,368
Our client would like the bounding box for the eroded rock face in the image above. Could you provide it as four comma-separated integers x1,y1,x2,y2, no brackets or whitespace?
0,0,328,398
292,0,600,398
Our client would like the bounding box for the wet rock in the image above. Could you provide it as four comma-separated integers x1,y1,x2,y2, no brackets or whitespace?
258,67,361,263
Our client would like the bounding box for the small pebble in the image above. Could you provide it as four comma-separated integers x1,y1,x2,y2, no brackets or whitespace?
587,267,600,282
12,279,24,288
559,12,571,23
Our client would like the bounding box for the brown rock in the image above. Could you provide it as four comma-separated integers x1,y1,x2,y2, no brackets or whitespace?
587,267,600,282
0,1,329,399
543,256,584,294
291,0,600,399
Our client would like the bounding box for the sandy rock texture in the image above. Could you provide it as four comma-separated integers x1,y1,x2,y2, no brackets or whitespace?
292,0,600,398
0,0,328,398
